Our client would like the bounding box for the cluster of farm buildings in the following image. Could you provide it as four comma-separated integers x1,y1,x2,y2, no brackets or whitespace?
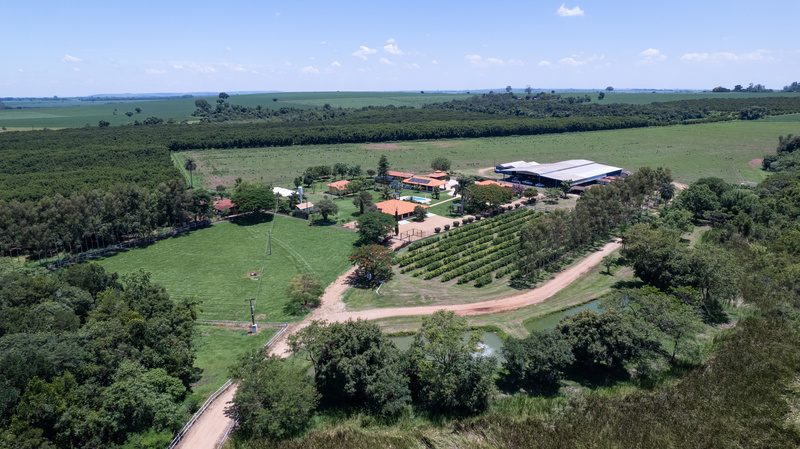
212,159,628,219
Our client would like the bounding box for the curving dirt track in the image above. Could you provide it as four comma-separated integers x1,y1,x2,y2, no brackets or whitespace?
177,240,621,449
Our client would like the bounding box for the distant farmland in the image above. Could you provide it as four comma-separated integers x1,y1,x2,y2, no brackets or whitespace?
183,117,800,187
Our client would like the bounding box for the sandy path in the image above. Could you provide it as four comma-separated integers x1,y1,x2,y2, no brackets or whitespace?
174,384,237,449
180,240,620,449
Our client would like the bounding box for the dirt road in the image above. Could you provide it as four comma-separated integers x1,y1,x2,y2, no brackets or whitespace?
177,240,620,449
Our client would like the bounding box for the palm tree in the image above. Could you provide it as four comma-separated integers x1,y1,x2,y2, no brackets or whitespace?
454,176,473,215
184,159,197,189
659,182,675,203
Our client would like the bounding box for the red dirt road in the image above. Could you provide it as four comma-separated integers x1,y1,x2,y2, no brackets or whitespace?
176,240,621,449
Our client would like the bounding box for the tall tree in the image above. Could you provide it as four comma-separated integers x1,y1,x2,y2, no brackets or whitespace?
408,310,496,414
228,352,318,440
430,157,452,172
356,212,396,244
285,273,324,308
288,320,410,416
349,244,393,285
314,198,338,221
377,155,389,179
184,159,197,189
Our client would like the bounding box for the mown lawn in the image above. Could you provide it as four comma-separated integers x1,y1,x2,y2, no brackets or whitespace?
98,214,358,322
191,325,278,399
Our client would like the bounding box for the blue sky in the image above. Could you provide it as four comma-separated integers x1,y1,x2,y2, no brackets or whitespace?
3,0,799,97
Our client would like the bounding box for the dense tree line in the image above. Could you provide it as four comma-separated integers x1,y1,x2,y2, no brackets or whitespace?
0,262,198,447
0,181,211,259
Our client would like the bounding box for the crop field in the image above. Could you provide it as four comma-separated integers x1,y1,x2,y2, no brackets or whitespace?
183,117,800,188
0,91,467,129
599,90,800,105
97,214,358,322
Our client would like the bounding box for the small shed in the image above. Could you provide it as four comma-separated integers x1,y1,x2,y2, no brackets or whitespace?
295,202,314,212
327,180,350,195
214,198,235,214
426,170,448,180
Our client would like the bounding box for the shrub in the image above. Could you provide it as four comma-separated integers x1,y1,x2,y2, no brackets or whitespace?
515,203,521,209
462,218,469,225
474,273,493,287
434,227,441,234
444,224,450,231
453,221,460,227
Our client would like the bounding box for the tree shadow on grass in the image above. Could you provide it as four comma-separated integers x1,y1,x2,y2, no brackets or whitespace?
611,279,645,290
229,212,274,226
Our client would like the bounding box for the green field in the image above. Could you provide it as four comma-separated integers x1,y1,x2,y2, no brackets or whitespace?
192,325,278,398
0,92,468,129
97,214,358,322
183,117,800,188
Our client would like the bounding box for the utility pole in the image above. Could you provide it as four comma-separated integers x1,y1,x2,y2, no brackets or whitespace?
245,298,257,333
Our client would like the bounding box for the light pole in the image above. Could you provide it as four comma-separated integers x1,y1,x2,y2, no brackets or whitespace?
245,298,257,333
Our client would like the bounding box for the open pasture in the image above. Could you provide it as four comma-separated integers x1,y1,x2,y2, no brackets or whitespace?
0,91,466,129
97,214,358,322
0,96,199,128
184,117,800,188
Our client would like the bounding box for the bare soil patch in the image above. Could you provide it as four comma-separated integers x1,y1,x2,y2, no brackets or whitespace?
430,142,459,148
362,143,408,150
749,158,763,170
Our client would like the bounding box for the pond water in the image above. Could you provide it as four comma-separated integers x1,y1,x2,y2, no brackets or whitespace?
523,300,601,332
391,332,506,365
386,301,602,365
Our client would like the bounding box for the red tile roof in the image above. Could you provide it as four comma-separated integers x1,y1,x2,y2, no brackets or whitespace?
327,180,350,189
214,198,234,211
386,170,414,178
375,199,428,216
403,176,447,187
427,170,448,179
475,180,502,186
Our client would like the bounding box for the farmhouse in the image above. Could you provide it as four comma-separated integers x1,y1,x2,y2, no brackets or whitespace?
403,176,447,192
386,170,414,179
375,199,428,219
495,159,623,188
214,198,235,214
327,180,350,195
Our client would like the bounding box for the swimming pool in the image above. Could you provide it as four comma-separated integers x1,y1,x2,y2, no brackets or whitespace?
399,196,431,204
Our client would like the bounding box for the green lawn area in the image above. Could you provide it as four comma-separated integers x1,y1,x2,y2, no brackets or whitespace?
191,325,278,399
184,118,800,189
98,214,358,322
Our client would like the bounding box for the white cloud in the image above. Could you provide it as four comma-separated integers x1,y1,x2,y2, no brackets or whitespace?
72,67,81,72
188,64,216,74
146,69,168,74
321,41,327,45
384,43,405,55
61,54,83,63
173,64,185,69
352,45,377,60
379,57,393,65
405,63,420,69
465,54,504,67
17,68,23,72
431,59,438,64
508,58,524,66
538,60,552,67
558,54,602,67
226,46,232,51
638,48,667,65
232,66,246,72
556,3,584,17
301,65,320,74
275,12,280,16
682,50,771,63
387,38,396,43
331,61,341,67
